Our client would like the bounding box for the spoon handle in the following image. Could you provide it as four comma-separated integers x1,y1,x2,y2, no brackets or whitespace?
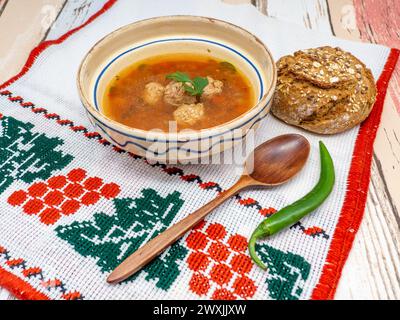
107,175,252,284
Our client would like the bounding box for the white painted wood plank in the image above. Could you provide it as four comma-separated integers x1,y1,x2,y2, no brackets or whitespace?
0,0,65,83
325,0,361,40
338,157,400,300
0,287,14,300
262,0,333,33
45,0,108,40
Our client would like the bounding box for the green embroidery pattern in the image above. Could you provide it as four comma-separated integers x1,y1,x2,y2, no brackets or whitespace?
256,243,311,300
0,115,73,194
56,188,188,290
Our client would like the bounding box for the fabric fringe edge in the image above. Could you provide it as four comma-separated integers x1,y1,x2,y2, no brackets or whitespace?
311,48,400,300
0,266,49,300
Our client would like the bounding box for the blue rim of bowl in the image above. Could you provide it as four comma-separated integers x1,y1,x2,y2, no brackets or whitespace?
93,37,264,110
89,100,271,155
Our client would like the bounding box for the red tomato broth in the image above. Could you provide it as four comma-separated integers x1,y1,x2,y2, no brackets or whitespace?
102,54,255,131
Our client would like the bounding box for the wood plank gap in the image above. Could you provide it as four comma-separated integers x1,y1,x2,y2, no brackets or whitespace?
367,160,400,298
360,209,389,299
363,202,394,298
0,0,9,17
373,153,400,229
254,0,268,16
324,0,336,35
41,0,68,42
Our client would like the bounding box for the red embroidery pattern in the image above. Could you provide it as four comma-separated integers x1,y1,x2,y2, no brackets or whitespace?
0,245,82,300
158,164,328,238
0,90,328,238
186,221,257,300
8,168,120,225
290,222,329,239
0,91,111,146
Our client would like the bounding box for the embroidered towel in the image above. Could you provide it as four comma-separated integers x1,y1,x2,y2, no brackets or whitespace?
0,0,398,300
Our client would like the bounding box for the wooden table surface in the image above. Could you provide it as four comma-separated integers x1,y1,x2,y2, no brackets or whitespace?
0,0,399,300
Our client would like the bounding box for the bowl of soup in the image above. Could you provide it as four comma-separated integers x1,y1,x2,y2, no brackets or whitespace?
77,16,276,163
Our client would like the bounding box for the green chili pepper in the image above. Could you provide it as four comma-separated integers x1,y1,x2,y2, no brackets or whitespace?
248,141,335,269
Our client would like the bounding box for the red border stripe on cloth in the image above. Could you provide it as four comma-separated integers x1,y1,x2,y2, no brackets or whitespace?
312,48,400,300
0,0,399,300
0,267,49,300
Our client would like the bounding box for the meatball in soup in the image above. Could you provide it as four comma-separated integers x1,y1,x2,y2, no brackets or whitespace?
103,54,255,131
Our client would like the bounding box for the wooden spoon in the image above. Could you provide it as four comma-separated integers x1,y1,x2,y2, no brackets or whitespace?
107,133,310,284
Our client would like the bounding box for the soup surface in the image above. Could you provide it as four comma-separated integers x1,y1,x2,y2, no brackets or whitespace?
103,54,255,131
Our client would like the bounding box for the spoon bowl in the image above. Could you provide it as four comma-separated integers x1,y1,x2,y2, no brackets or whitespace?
107,134,310,284
248,134,310,185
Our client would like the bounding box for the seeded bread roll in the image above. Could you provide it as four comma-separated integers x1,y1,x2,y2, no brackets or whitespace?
271,46,377,134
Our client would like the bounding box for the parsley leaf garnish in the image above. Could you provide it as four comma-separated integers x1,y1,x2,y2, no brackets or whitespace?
166,72,209,98
219,61,236,72
166,71,192,83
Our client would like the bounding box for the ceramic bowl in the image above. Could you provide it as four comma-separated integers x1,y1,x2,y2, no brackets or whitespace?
77,15,276,163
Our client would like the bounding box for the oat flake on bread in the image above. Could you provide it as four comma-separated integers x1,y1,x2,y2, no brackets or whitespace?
271,46,377,134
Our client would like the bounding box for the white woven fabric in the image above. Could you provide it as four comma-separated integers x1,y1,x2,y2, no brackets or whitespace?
0,0,392,300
